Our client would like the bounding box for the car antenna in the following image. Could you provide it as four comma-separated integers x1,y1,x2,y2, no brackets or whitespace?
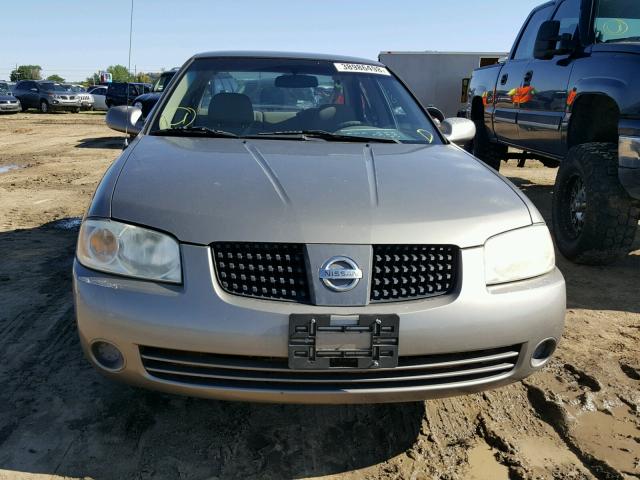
124,0,134,148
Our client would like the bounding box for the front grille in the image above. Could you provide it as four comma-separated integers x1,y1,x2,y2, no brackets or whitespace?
371,245,458,302
213,243,459,304
213,242,310,302
139,344,521,391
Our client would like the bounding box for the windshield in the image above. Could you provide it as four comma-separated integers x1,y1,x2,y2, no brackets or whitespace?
594,0,640,43
0,82,9,93
153,72,176,93
40,82,67,92
150,58,440,144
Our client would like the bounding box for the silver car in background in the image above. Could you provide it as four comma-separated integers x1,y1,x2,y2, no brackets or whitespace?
66,85,94,110
75,52,565,404
87,85,108,111
0,81,20,113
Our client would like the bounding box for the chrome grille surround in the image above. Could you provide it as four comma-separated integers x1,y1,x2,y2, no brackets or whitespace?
212,243,460,304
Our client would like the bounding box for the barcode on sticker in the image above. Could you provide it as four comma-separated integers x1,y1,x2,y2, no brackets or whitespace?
334,63,391,76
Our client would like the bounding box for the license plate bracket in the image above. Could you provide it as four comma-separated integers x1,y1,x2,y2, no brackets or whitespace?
288,314,399,370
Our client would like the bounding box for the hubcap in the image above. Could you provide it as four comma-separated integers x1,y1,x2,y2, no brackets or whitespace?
568,176,586,236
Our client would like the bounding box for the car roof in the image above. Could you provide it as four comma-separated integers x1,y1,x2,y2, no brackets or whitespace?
192,51,384,66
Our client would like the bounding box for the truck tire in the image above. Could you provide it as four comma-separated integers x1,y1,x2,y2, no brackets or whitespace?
552,142,639,265
39,100,49,114
472,117,506,171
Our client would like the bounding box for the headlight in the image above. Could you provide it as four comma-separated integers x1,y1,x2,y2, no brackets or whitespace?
484,224,555,285
77,219,181,283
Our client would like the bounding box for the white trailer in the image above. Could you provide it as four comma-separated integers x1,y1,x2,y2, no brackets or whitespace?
379,51,507,118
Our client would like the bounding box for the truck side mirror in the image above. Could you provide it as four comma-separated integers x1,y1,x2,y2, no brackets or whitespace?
106,105,143,136
534,20,574,60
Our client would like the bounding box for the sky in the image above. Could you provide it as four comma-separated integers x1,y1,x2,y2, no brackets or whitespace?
0,0,544,82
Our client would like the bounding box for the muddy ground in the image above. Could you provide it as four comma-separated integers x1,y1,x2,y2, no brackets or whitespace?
0,113,638,480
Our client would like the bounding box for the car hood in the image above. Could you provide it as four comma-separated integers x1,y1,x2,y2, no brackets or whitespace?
0,94,17,101
111,136,533,247
591,42,640,55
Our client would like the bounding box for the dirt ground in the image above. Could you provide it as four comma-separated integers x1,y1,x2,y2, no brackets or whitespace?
0,112,638,480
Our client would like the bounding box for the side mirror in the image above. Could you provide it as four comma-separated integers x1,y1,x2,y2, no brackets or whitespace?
105,105,143,135
534,20,574,60
441,118,476,146
427,106,445,123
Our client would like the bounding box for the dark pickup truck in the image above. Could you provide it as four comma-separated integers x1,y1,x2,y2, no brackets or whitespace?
467,0,640,265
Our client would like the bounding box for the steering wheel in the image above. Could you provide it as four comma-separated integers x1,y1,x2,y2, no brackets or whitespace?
336,121,365,130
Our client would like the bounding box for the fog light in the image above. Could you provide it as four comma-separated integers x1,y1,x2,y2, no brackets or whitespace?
91,341,124,371
531,338,557,368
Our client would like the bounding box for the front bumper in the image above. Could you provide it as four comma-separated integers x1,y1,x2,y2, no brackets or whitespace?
73,244,566,404
619,135,640,200
49,99,80,111
0,102,20,113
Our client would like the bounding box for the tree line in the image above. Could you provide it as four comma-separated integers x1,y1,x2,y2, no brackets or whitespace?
9,64,156,85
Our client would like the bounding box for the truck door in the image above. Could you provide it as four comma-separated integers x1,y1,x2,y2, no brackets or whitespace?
26,81,40,108
518,0,580,156
493,5,554,146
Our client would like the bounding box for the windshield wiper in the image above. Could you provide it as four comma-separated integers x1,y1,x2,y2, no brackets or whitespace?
251,130,401,144
149,126,238,138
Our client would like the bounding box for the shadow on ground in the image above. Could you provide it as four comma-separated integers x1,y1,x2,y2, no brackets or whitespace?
0,220,423,480
76,137,126,149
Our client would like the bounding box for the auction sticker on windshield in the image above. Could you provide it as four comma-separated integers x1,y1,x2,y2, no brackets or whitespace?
334,63,391,75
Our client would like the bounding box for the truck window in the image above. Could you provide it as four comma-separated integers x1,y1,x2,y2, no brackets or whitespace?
553,0,581,37
594,0,640,43
513,5,554,60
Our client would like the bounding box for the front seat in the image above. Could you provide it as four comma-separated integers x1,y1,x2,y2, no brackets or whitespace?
207,93,255,134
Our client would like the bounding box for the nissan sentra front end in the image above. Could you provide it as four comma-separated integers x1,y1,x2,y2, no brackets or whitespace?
74,52,565,404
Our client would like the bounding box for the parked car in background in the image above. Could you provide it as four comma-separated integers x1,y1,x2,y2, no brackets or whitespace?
85,51,565,404
88,85,108,111
132,68,179,118
0,81,21,114
64,84,95,111
105,82,151,108
467,0,640,265
13,80,81,113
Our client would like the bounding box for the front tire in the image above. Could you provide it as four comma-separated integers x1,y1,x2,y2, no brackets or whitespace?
39,100,49,114
472,116,507,171
552,142,639,265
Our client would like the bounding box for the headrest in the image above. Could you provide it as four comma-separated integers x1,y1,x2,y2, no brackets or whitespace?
208,93,254,125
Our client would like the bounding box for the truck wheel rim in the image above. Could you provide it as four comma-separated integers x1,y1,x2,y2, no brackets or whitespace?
568,176,586,236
